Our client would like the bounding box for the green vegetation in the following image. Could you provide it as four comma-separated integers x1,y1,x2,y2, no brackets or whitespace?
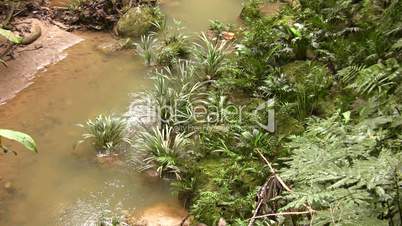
77,115,128,154
0,28,22,44
135,20,191,67
130,0,402,225
0,129,37,154
134,125,193,179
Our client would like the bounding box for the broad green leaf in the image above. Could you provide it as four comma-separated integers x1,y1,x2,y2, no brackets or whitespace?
0,28,23,44
0,129,38,153
289,27,301,38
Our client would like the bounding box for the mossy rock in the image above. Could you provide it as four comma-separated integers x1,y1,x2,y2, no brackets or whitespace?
116,7,163,38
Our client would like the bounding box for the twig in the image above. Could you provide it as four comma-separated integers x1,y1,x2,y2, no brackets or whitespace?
250,210,312,220
256,149,292,192
179,214,190,226
248,149,315,226
0,43,14,59
17,45,43,53
248,186,266,226
394,169,402,223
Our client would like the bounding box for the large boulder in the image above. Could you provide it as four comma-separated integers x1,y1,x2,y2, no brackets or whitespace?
116,7,163,38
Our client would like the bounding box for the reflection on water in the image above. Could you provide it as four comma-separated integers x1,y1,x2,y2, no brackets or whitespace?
0,1,243,225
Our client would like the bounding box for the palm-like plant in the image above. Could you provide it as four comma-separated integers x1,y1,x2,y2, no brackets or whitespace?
78,115,128,154
150,20,191,67
194,33,229,78
149,63,207,128
134,126,192,179
135,35,158,65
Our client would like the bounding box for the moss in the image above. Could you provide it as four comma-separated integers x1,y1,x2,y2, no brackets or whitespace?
277,114,305,136
116,6,163,37
189,158,265,224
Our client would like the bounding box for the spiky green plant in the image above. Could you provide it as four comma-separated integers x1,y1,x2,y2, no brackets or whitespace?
193,33,229,78
146,19,191,67
134,126,193,179
135,35,158,65
78,115,128,154
149,63,207,128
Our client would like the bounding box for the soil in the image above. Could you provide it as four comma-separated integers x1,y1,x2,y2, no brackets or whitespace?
0,18,83,105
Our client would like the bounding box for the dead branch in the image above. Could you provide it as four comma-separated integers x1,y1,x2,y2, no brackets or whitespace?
256,149,292,192
249,210,313,220
248,149,315,226
179,214,190,226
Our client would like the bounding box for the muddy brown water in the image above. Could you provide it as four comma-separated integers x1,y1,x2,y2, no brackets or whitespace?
0,1,242,225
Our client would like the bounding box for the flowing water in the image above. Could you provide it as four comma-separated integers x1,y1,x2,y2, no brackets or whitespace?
0,1,242,225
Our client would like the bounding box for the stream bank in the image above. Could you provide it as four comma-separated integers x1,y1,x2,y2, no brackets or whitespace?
0,18,83,105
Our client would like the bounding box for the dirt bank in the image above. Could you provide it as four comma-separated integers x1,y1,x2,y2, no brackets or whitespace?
0,18,83,105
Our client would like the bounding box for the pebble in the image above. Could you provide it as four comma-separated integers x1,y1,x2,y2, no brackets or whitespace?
4,181,13,192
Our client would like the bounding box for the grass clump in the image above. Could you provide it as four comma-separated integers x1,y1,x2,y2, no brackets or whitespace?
78,115,128,155
134,126,193,180
193,33,229,79
135,20,191,67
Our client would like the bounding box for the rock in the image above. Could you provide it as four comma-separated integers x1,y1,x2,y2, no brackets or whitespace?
116,7,162,38
4,181,14,192
96,154,124,168
126,203,187,226
222,31,235,41
144,168,159,178
218,218,227,226
20,20,42,45
96,39,130,55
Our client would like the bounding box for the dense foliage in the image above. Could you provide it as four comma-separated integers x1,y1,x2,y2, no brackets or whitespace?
131,0,402,225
